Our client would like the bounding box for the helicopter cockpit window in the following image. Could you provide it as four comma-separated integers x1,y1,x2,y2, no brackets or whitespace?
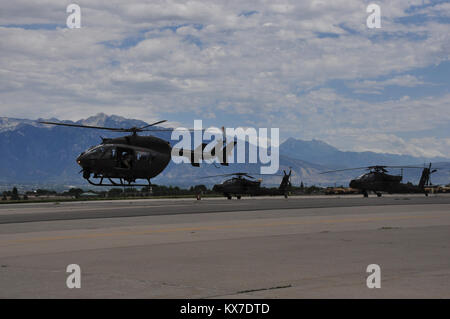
359,174,372,182
87,146,105,156
102,147,114,159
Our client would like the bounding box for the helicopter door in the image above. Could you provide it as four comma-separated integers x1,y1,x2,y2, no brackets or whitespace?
134,151,151,171
100,146,116,167
116,147,134,169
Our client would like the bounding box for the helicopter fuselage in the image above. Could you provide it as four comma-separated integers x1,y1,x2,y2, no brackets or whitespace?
213,171,292,199
349,171,402,191
77,134,172,185
213,177,262,199
349,170,429,195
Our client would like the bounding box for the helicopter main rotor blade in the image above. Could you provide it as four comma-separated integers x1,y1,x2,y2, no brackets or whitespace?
41,120,221,134
138,120,167,129
39,121,128,131
200,173,256,179
140,128,208,132
375,165,428,169
320,167,371,174
140,128,177,132
320,165,430,174
200,172,288,179
39,120,195,133
199,174,233,179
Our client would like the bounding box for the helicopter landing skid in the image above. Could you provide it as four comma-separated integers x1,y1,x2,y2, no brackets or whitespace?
86,177,151,187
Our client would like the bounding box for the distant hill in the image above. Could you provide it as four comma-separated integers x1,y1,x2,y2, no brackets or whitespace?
0,114,448,190
279,137,448,168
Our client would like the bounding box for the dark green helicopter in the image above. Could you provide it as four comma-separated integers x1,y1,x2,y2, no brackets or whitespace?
39,120,234,186
321,164,438,197
209,170,292,199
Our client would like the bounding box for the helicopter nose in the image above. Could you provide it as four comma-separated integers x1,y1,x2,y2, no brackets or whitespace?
76,152,87,167
349,180,357,188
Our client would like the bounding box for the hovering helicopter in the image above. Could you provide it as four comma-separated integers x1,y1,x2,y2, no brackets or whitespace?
321,164,437,197
208,170,292,199
39,120,235,186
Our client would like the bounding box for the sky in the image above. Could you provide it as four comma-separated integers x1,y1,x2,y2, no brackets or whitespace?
0,0,449,158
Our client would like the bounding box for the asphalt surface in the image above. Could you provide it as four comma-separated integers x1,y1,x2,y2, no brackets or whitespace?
0,194,449,298
1,194,449,224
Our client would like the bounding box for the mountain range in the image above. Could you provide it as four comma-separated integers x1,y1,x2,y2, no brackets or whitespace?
1,113,449,190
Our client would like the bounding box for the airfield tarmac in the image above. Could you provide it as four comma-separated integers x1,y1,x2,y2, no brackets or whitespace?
0,194,449,298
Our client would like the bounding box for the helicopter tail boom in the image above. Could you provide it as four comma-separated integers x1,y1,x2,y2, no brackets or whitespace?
174,140,236,167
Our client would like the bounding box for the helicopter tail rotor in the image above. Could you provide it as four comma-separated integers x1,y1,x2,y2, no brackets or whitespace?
418,163,438,189
220,126,237,166
279,168,292,190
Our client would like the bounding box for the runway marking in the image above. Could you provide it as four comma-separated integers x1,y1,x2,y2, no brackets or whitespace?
1,212,448,246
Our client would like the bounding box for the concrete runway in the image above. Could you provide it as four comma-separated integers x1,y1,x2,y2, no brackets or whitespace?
0,194,449,298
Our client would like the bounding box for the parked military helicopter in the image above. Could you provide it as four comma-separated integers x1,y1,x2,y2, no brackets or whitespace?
39,120,235,186
209,170,292,199
321,164,437,197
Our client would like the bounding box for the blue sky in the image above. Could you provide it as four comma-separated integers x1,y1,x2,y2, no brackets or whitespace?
0,0,449,158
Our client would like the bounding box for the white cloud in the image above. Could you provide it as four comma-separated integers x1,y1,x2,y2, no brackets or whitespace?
348,74,427,94
0,0,449,158
330,133,450,159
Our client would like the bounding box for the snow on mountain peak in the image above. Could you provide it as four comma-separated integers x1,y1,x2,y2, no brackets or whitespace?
78,113,110,126
0,117,39,132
